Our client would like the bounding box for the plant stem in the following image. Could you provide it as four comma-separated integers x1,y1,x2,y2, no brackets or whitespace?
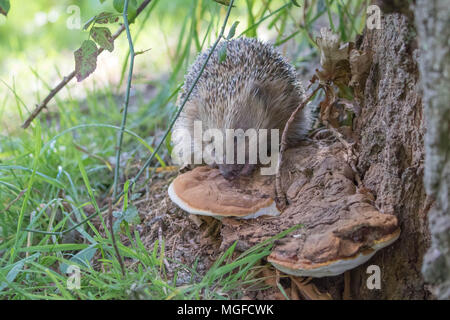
113,0,135,200
108,199,125,277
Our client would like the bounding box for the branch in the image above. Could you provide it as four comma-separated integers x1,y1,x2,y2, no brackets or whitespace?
21,0,153,129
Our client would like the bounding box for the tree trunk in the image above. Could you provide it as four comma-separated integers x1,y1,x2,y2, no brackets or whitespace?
415,0,450,300
349,1,432,299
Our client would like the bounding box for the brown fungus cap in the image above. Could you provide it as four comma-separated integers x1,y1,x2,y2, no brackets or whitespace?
268,221,400,277
219,139,401,277
168,166,280,219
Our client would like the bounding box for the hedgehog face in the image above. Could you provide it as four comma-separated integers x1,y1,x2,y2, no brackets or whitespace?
214,133,258,180
217,163,256,181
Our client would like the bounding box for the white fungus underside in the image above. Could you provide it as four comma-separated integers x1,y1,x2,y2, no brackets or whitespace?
270,230,400,277
168,181,280,220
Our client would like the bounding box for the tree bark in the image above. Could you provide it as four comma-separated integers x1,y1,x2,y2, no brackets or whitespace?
415,0,450,300
349,2,432,299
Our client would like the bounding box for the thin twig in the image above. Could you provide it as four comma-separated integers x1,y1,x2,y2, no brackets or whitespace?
275,86,320,210
108,198,125,277
21,0,153,129
113,0,136,199
2,188,27,213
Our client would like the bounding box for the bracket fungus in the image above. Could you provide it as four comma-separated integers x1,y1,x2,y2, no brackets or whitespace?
168,166,280,219
219,140,401,278
268,222,400,278
168,138,401,284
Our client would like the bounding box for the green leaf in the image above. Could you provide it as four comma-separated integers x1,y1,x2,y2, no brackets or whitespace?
291,0,302,7
127,0,138,24
112,205,140,233
113,0,125,13
90,26,114,52
96,12,120,24
59,244,98,273
99,0,107,3
226,21,240,40
112,215,122,233
19,243,89,253
0,0,10,16
0,253,40,292
218,42,228,63
74,40,98,82
0,165,67,189
130,193,142,201
123,205,139,223
113,0,137,23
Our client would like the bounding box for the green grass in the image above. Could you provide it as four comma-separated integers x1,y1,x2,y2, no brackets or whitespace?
0,0,368,299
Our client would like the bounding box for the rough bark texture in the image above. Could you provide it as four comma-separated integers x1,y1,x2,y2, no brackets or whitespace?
350,6,432,299
415,0,450,300
217,139,400,281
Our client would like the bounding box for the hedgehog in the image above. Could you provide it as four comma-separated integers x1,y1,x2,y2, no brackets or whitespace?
171,37,311,180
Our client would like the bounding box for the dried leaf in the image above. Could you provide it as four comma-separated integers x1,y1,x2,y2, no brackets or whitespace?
336,98,361,117
290,277,333,300
96,12,120,24
261,267,277,287
74,40,98,82
316,28,351,82
90,26,114,52
349,49,372,87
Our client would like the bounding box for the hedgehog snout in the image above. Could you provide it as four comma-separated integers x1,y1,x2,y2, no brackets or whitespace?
218,163,256,180
218,164,242,180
